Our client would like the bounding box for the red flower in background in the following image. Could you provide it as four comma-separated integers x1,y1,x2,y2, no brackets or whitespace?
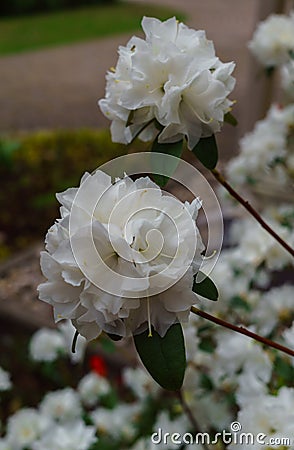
89,355,108,377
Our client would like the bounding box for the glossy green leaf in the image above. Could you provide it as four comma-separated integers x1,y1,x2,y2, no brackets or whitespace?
151,139,183,187
193,271,219,301
133,323,186,391
224,111,238,126
192,135,218,169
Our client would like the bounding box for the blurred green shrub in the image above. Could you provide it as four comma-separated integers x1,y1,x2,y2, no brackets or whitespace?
0,0,116,16
0,129,144,259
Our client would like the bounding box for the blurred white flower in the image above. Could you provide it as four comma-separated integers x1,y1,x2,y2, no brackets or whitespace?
32,421,96,450
29,328,66,362
6,409,51,450
38,171,204,341
229,387,294,450
0,439,13,450
0,367,12,392
99,16,235,149
152,411,188,450
57,320,87,364
229,215,294,271
235,371,269,407
227,104,294,186
248,13,294,67
91,403,141,439
40,388,82,422
78,372,111,407
122,366,160,399
211,329,272,387
252,285,294,335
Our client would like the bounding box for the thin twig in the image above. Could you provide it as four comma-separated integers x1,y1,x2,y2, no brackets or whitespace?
177,390,211,450
191,306,294,358
211,168,294,257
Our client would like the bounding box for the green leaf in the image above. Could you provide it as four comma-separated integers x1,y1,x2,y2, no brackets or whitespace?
193,271,218,301
230,295,251,311
192,135,218,169
151,139,183,187
224,111,238,126
199,336,215,353
133,323,186,391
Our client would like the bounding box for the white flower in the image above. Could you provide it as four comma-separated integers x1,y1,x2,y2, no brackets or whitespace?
38,171,204,341
227,104,294,186
91,404,141,439
6,409,51,449
99,16,235,149
0,367,12,392
235,371,269,408
229,388,294,450
211,329,272,387
78,372,111,406
152,411,188,450
29,328,66,362
228,215,294,271
248,13,294,67
32,421,96,450
252,285,294,335
40,388,82,422
122,366,160,399
57,320,87,364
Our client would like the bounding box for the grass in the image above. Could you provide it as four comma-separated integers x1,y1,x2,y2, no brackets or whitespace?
0,2,184,55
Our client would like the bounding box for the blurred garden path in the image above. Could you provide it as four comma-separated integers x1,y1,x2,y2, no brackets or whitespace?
0,0,261,159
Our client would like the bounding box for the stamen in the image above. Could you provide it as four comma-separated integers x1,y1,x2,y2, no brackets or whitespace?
147,297,152,337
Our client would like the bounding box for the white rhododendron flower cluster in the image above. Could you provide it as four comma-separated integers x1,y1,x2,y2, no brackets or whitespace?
227,104,294,186
38,170,204,341
99,16,235,149
248,12,294,67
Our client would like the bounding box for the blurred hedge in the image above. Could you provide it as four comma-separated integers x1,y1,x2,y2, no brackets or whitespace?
0,129,145,259
0,0,116,16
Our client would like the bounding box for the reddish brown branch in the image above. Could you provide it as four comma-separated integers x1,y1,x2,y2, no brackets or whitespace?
211,168,294,258
191,306,294,358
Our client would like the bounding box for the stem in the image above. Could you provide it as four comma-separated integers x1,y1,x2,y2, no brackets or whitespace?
191,306,294,358
211,168,294,257
177,390,211,450
71,330,79,353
